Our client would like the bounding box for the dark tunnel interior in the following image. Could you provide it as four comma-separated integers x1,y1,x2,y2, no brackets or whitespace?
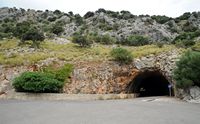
127,70,173,97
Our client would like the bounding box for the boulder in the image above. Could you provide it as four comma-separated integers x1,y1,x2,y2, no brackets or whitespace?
189,86,200,99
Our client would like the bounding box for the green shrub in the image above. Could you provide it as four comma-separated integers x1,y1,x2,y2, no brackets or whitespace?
47,16,57,22
110,47,133,64
72,33,92,47
98,23,113,31
0,32,12,39
41,64,73,82
173,30,200,47
13,21,31,38
84,11,95,19
1,22,15,34
151,15,171,24
182,21,198,32
21,28,45,48
177,12,191,20
51,25,64,35
50,23,64,35
173,51,200,89
107,11,119,18
126,35,149,46
175,39,195,48
74,14,84,26
119,10,135,20
53,10,62,15
99,34,116,44
96,8,107,13
13,72,64,93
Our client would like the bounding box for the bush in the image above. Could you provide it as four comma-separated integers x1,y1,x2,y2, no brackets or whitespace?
173,51,200,89
13,21,31,38
72,33,92,47
41,64,73,82
53,10,62,15
182,21,198,32
110,47,133,64
84,11,95,19
107,11,119,18
13,72,64,93
174,30,200,41
0,32,12,39
151,15,171,24
47,16,57,22
119,10,135,20
175,39,195,48
20,28,45,48
173,30,200,48
98,23,113,31
1,23,15,34
51,24,64,35
126,35,149,46
99,34,116,44
96,8,106,13
177,12,191,20
74,14,84,26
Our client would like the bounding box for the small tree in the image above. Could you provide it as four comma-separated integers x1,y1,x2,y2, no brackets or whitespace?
74,14,84,26
13,21,31,38
21,28,45,48
110,47,133,64
72,33,92,47
51,24,64,36
173,50,200,89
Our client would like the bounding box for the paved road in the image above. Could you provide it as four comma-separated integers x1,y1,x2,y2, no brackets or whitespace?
0,97,200,124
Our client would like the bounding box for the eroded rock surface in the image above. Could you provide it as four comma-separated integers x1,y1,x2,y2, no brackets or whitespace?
65,50,181,94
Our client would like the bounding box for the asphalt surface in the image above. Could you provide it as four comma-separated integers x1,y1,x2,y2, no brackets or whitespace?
0,97,200,124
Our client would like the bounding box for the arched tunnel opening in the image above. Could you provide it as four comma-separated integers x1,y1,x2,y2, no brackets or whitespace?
127,70,174,97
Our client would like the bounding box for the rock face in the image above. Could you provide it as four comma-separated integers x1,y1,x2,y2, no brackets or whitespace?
1,7,200,42
84,13,176,42
0,58,64,95
65,50,181,94
177,86,200,103
1,48,199,102
65,61,138,94
0,66,28,94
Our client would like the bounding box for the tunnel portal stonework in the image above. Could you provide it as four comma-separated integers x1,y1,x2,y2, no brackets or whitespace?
65,50,181,96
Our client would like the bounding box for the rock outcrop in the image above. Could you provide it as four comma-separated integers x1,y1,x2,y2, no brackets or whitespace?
177,86,200,103
1,7,200,42
65,50,181,94
0,58,64,95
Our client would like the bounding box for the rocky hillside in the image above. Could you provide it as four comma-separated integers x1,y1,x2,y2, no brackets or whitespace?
0,7,200,43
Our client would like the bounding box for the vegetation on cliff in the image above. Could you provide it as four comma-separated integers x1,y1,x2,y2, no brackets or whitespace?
173,50,200,89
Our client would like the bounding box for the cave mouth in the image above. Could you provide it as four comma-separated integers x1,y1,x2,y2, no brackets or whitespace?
127,70,173,97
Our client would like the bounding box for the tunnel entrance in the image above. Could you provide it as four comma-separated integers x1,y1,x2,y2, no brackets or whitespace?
127,70,173,97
